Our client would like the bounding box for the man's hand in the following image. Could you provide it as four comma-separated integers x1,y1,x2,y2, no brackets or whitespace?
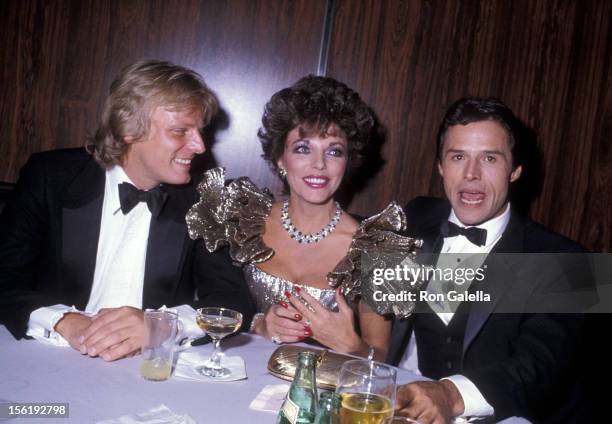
79,306,144,361
395,380,465,424
54,312,94,350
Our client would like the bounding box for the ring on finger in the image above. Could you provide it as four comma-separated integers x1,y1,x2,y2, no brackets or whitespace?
304,319,312,327
294,291,316,313
301,299,316,314
271,335,282,344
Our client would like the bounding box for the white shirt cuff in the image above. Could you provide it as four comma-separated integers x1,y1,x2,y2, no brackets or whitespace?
171,304,201,339
443,375,494,418
26,304,78,347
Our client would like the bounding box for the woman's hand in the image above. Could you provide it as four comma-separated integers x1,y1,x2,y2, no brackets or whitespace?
253,299,308,344
287,287,369,355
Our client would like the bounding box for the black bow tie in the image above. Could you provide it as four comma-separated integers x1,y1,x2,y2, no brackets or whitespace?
440,220,487,247
118,182,168,218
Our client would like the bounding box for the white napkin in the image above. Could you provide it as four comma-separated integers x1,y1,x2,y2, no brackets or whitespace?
173,350,247,382
96,404,195,424
249,384,290,413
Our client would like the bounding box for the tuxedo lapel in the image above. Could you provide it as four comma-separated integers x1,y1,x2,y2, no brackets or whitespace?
59,159,105,307
142,187,193,308
462,254,521,354
387,318,413,365
414,218,445,314
409,198,448,260
388,202,445,365
419,227,444,268
462,211,526,354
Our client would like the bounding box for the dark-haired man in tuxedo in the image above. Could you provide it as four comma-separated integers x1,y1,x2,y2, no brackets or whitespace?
0,59,254,361
388,97,591,422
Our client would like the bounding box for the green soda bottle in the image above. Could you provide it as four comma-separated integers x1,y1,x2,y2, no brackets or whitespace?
314,391,341,424
277,351,318,424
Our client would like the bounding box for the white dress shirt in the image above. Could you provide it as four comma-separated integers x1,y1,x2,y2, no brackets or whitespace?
399,203,512,419
26,165,200,345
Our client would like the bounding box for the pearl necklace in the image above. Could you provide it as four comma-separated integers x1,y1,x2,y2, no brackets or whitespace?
281,200,342,244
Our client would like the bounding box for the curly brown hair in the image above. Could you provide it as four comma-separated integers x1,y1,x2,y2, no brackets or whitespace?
89,59,218,168
258,75,376,178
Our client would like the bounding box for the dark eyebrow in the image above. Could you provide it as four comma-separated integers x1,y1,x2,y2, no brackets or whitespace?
444,148,464,156
483,150,507,158
443,149,507,158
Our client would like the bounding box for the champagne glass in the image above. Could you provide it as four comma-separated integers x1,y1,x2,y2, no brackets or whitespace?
195,307,243,378
336,360,397,424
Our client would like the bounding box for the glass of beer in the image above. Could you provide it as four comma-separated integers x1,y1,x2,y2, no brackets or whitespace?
140,310,180,381
195,307,243,378
336,360,397,424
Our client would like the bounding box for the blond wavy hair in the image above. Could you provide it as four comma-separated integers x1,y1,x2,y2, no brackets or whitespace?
89,59,218,167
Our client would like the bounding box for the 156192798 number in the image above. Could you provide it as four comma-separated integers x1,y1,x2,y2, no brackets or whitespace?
0,402,69,418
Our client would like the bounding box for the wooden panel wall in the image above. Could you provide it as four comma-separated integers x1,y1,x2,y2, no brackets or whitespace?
1,0,610,251
0,0,326,195
327,0,611,251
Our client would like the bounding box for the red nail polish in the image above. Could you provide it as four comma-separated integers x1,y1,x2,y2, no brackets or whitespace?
294,314,302,320
304,330,312,337
279,301,289,309
294,287,301,293
284,291,292,298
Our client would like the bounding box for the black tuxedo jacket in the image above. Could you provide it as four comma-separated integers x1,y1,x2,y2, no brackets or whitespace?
387,197,593,422
0,148,255,338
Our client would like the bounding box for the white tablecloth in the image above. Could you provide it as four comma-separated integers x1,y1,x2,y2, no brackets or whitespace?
0,326,529,423
0,326,424,423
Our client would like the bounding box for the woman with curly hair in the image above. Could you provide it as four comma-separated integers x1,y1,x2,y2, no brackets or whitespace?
187,75,420,359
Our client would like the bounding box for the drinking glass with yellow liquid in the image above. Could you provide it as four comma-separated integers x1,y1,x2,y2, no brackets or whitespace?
335,360,397,424
140,310,180,381
195,307,243,378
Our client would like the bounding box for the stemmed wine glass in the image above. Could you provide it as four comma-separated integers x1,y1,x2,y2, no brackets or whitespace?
335,359,397,424
195,307,243,378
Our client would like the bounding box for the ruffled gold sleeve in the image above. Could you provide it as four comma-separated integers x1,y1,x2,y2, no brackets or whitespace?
327,202,423,318
186,167,274,264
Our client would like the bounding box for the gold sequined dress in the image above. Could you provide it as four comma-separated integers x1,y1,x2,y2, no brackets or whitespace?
186,168,423,318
